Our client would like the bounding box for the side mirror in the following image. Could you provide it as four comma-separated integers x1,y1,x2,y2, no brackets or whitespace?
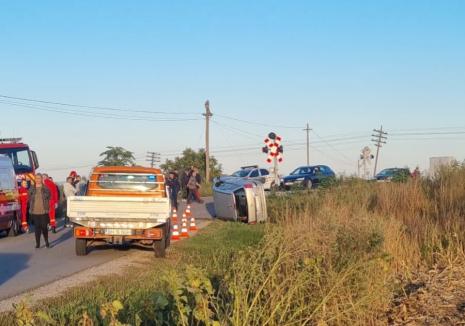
31,151,39,169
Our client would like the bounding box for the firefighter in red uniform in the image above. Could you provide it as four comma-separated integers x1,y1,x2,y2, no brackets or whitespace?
43,174,58,233
18,179,29,232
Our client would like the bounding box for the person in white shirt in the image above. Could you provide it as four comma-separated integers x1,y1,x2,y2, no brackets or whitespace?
63,177,77,228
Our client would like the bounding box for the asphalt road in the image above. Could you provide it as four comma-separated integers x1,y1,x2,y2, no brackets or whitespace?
0,198,214,301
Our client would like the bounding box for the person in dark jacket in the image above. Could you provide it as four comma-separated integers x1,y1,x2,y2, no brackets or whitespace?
166,172,180,210
181,168,190,200
28,174,51,248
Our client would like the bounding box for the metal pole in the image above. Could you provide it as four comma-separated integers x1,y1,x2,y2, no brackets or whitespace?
203,100,213,182
303,123,311,166
372,126,387,177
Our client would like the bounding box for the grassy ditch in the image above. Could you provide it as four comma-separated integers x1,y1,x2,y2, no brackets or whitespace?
3,166,465,325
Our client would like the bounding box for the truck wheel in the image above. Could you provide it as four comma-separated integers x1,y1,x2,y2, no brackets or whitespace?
153,236,166,258
76,238,88,256
8,216,20,237
165,222,171,248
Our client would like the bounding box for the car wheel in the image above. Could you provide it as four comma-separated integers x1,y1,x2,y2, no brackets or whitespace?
76,238,88,256
304,179,313,189
153,236,166,258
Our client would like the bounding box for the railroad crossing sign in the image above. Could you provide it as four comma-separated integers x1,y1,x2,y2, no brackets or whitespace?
262,132,284,186
262,132,284,163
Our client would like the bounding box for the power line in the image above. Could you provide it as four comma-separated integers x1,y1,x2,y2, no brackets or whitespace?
0,100,201,122
390,131,465,136
146,151,161,168
311,130,354,164
211,120,263,138
372,126,388,177
215,113,302,129
0,94,198,115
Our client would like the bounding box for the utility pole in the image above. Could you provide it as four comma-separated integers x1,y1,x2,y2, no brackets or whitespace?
203,100,213,182
146,151,160,168
371,126,388,177
303,123,312,166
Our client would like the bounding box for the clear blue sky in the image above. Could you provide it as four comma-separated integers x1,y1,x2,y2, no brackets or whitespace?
1,1,464,180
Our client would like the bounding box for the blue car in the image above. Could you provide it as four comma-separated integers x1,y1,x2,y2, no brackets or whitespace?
281,165,336,190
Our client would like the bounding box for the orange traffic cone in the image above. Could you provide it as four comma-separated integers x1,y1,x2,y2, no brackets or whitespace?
171,209,178,224
189,216,198,232
185,205,192,217
171,222,180,241
180,220,189,238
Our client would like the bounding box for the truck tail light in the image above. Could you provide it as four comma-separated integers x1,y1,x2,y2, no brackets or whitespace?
244,184,254,189
75,228,94,237
144,228,162,239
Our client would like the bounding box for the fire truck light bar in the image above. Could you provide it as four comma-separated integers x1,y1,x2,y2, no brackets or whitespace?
0,138,23,143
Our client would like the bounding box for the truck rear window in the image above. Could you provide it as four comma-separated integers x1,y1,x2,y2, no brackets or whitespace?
97,173,160,191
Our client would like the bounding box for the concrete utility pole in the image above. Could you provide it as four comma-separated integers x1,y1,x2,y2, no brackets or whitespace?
303,123,312,166
371,126,388,177
203,100,213,182
146,151,160,168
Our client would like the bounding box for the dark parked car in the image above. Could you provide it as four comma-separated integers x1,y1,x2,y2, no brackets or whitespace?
375,168,411,182
281,165,335,190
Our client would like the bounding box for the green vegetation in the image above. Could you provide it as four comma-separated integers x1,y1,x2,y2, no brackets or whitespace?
98,146,136,167
4,166,465,325
161,148,222,182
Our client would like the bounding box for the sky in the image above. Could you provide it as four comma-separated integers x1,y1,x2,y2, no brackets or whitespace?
1,1,465,181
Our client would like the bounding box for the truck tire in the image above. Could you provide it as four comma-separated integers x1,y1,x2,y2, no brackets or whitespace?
8,216,20,237
153,236,166,258
76,238,88,256
165,222,171,249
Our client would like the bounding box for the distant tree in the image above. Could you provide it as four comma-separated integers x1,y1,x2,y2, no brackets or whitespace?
160,148,222,181
98,146,135,166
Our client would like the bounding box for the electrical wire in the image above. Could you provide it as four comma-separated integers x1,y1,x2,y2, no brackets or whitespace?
211,120,263,138
0,94,198,115
215,113,302,129
311,130,355,164
0,100,201,122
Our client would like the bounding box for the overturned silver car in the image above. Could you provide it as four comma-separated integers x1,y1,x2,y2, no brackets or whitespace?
212,176,267,224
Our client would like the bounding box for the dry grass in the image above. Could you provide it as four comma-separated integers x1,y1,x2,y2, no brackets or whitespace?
4,166,465,325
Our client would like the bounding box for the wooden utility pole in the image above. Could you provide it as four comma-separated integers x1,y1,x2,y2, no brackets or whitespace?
146,151,160,168
303,123,312,166
203,100,213,181
371,126,388,177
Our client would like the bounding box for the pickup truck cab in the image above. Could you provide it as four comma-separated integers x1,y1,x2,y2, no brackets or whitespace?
67,166,171,257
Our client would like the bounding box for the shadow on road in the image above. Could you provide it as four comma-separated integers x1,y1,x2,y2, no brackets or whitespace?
0,253,31,286
205,202,216,218
49,228,74,247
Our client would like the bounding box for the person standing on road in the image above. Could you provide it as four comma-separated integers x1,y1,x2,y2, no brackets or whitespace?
43,174,58,233
166,171,180,210
63,177,77,228
19,179,29,232
28,174,51,248
187,169,203,204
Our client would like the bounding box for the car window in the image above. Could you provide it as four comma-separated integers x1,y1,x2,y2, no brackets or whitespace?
250,169,259,177
0,168,16,190
300,167,309,174
260,169,269,176
290,168,301,175
232,170,250,178
96,173,160,191
319,166,328,173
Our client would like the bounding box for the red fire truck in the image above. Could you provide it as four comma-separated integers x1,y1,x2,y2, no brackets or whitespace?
0,138,39,185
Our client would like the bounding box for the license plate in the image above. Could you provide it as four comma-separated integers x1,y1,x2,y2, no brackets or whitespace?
104,229,133,236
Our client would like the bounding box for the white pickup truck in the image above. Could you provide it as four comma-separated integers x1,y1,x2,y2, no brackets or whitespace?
67,166,171,257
